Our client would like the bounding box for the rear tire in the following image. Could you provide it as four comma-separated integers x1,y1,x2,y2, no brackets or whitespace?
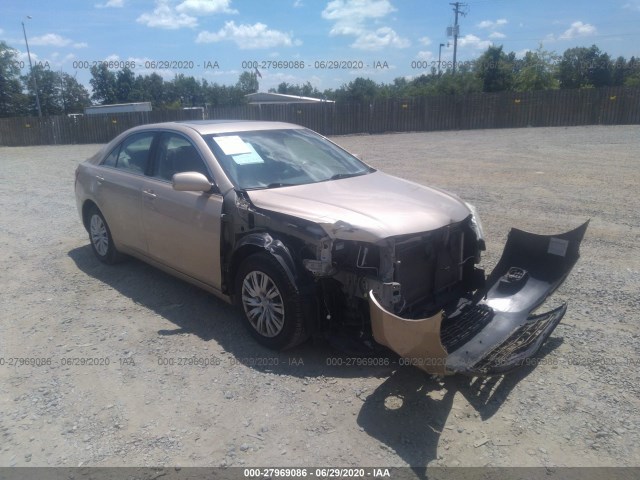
235,252,309,350
87,206,122,264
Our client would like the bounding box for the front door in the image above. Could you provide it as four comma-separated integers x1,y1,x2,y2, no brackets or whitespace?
141,132,224,289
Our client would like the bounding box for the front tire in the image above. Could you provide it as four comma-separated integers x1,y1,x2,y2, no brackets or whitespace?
87,206,122,264
235,252,309,350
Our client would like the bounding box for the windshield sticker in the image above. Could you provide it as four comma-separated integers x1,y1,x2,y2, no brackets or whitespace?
232,142,264,165
214,135,252,156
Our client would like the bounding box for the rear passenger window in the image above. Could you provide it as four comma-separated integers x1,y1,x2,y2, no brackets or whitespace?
152,133,210,181
113,133,154,174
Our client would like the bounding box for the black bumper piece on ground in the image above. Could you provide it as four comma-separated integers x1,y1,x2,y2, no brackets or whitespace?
445,221,589,375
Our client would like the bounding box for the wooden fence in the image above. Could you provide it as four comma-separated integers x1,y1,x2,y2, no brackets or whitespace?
1,86,639,147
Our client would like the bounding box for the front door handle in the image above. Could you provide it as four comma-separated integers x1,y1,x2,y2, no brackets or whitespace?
143,189,157,199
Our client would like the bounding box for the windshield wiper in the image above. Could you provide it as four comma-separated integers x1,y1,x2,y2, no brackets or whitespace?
265,182,296,188
328,172,365,181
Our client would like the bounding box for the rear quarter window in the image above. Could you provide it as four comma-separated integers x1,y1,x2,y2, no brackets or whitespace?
101,146,119,167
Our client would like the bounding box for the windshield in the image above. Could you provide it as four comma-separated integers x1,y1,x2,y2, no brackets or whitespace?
204,128,373,190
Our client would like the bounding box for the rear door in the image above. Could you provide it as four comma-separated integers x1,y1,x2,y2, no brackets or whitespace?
93,132,155,254
140,131,224,289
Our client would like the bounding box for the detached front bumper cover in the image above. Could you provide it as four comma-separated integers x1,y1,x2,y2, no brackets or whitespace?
369,221,589,376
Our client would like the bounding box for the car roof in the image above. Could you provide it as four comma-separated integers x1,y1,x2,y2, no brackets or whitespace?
139,120,306,135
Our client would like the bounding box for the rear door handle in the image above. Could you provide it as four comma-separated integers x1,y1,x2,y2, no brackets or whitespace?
143,189,157,199
95,175,104,184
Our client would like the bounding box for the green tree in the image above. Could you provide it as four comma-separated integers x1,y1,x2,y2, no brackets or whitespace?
513,46,560,91
331,77,380,103
89,63,117,104
349,77,379,103
624,57,640,87
0,41,27,117
170,74,204,107
271,81,322,98
433,68,482,95
115,67,136,103
22,65,64,115
274,81,293,94
557,45,612,88
403,73,438,96
141,72,165,107
475,45,515,92
21,66,89,116
200,81,245,107
60,72,91,114
388,77,410,97
611,56,626,87
236,71,259,95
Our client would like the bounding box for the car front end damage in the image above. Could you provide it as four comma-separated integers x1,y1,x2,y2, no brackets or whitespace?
368,221,589,376
232,173,588,376
286,212,587,377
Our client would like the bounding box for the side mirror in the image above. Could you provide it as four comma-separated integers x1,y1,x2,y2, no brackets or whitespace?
172,172,213,192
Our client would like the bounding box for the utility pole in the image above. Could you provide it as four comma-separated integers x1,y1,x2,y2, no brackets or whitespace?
60,69,66,115
438,43,445,75
449,2,467,75
22,16,42,117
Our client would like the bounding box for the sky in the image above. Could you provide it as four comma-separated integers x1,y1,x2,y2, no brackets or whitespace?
2,0,640,94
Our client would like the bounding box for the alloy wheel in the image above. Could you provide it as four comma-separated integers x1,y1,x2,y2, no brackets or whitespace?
241,271,285,337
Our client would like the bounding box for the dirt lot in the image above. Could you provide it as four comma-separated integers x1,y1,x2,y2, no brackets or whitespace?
0,125,639,470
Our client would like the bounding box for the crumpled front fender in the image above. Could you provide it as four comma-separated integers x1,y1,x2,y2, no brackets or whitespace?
369,221,589,376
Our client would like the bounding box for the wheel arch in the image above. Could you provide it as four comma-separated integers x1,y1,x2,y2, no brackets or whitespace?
81,200,100,232
228,232,299,297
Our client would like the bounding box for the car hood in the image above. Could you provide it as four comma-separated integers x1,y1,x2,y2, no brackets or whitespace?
246,171,471,242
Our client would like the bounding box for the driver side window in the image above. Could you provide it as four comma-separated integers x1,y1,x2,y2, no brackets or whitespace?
152,133,210,182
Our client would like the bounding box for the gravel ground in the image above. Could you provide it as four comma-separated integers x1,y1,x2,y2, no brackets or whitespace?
0,125,639,469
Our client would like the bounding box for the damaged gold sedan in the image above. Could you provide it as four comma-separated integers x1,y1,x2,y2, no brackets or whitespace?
75,120,588,376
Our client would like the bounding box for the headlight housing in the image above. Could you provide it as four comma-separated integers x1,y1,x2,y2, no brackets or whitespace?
465,202,486,251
